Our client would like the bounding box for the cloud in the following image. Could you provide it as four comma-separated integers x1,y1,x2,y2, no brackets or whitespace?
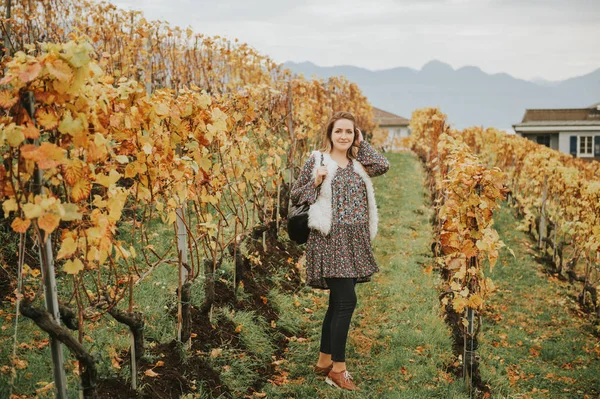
105,0,600,81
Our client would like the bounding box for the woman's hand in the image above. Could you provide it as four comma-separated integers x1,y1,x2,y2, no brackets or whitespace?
355,128,364,146
315,166,328,187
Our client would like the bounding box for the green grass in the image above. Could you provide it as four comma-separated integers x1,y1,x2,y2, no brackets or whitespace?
265,151,469,398
268,288,302,335
479,202,600,398
218,307,276,362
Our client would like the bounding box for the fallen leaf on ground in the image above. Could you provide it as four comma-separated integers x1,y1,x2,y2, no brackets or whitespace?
144,369,159,377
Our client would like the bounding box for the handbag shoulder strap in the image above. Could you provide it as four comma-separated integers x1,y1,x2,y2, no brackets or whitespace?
312,151,325,167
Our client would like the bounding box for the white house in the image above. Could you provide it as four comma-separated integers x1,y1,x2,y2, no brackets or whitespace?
372,107,410,151
512,103,600,161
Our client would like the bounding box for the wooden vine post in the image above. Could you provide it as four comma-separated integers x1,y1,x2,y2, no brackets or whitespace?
174,85,190,346
286,81,295,206
538,174,548,250
175,199,190,344
129,277,137,390
463,183,483,395
26,92,68,399
3,0,12,57
464,305,475,394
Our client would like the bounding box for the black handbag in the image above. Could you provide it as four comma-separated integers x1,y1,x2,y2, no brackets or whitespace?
287,154,324,244
287,201,310,244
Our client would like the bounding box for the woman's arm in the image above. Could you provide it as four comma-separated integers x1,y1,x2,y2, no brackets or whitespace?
356,140,390,177
290,155,319,205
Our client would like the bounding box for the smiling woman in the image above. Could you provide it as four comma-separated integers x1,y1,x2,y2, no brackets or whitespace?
289,110,390,391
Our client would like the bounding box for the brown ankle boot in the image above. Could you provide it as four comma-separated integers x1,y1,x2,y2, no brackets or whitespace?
325,369,357,391
313,363,333,376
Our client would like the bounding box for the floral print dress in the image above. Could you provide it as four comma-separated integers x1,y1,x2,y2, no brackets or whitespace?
290,141,390,289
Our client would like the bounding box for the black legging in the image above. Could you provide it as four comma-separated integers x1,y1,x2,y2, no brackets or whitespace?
320,278,357,362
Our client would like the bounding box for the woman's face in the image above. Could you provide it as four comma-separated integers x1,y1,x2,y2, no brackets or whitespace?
330,119,355,153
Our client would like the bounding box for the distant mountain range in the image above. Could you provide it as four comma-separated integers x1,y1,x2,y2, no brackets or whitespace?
283,60,600,131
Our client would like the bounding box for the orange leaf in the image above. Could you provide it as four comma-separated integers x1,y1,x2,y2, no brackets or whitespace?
12,358,28,369
71,179,91,202
20,144,39,161
11,217,31,233
62,159,87,186
18,61,42,83
36,108,59,130
21,142,64,170
38,212,60,235
36,142,64,169
23,123,40,139
0,90,18,108
35,381,54,394
46,59,73,82
111,354,122,370
461,240,478,258
144,369,159,378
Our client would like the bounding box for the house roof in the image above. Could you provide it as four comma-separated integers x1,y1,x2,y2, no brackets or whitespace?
372,107,410,126
588,102,600,109
520,107,600,123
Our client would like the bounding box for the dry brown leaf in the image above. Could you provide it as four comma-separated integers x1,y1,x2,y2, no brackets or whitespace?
144,369,159,377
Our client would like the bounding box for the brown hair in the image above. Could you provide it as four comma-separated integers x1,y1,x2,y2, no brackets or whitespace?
319,111,360,159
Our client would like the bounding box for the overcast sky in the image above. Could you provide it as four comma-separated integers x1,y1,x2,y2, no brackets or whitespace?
110,0,600,82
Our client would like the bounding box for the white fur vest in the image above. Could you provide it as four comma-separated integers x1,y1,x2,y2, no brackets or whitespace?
307,151,378,240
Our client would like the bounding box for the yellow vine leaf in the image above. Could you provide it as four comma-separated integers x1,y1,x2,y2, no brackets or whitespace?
107,195,125,222
58,203,83,221
2,198,18,218
154,102,170,117
57,236,78,260
115,155,129,164
467,294,483,309
95,170,121,188
23,203,43,219
63,258,84,275
5,124,25,147
58,111,84,137
62,41,93,69
452,296,468,313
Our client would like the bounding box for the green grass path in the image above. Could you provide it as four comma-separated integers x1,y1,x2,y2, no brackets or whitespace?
265,152,468,398
479,203,600,398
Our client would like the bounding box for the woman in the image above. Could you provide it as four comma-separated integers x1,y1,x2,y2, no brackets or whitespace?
290,111,390,391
